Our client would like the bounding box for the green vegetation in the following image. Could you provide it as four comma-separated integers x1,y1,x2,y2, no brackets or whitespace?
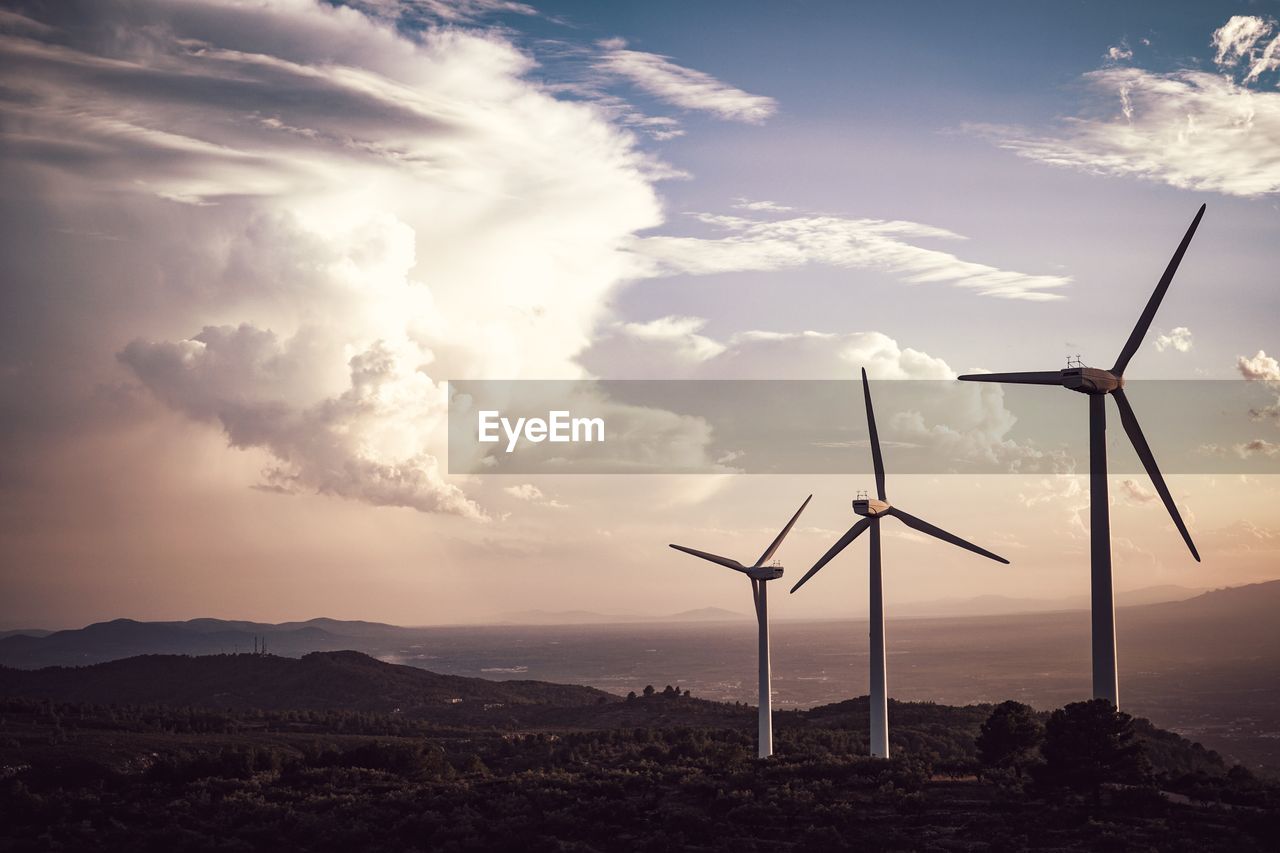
1,688,1277,851
976,700,1043,781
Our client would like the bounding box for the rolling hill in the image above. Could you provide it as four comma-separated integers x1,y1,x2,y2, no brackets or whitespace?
0,650,614,715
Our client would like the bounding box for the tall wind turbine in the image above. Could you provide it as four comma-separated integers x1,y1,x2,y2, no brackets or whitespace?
791,369,1008,759
958,204,1206,710
669,495,811,759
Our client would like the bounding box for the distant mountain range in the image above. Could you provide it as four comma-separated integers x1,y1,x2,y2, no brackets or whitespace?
0,581,1269,671
494,588,1203,624
893,584,1204,619
496,606,750,625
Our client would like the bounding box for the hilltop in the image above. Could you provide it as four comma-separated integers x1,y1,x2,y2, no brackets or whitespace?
0,651,620,726
0,650,1230,777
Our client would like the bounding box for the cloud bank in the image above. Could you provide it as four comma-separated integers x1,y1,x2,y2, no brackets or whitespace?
1,0,664,517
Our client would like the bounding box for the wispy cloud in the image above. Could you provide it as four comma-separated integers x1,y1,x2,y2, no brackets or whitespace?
345,0,538,25
503,484,567,508
613,316,727,363
596,39,776,123
1119,478,1157,504
972,17,1280,197
1236,438,1280,458
632,211,1071,301
732,198,794,212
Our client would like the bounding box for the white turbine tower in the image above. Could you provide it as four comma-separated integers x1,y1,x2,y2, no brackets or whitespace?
959,204,1206,709
669,495,812,759
791,368,1009,759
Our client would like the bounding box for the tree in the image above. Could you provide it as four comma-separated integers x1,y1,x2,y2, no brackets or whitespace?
643,685,655,697
1040,699,1148,793
976,701,1043,780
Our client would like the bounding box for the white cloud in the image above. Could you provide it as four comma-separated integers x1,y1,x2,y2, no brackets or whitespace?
347,0,538,24
974,17,1280,198
1119,478,1157,504
122,328,484,518
1238,350,1280,381
732,199,794,212
1211,15,1273,70
614,316,727,363
1106,43,1133,62
585,323,1061,472
1210,15,1280,83
597,40,777,123
1247,35,1280,84
1153,326,1193,353
1235,438,1280,457
504,484,544,500
1237,350,1280,426
503,484,567,507
632,211,1070,301
972,69,1280,197
587,324,956,381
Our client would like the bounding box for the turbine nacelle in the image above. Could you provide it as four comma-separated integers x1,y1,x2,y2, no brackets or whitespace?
1062,367,1123,395
747,566,785,581
853,497,891,517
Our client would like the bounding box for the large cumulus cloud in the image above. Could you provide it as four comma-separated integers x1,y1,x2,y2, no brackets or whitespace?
1,0,666,517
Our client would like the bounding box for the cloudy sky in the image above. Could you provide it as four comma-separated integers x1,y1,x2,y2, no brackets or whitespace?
1,0,1278,628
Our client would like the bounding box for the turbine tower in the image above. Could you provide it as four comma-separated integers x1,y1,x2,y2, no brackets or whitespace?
958,204,1206,709
669,495,812,759
791,368,1008,759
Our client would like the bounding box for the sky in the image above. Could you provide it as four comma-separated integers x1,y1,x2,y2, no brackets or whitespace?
1,0,1278,628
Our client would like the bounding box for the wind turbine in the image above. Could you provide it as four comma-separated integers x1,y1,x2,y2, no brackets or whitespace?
958,204,1206,710
669,495,811,759
791,368,1009,759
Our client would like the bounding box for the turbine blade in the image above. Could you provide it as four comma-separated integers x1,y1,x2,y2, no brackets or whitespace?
668,544,749,574
1112,204,1206,375
957,371,1064,386
862,368,887,501
790,518,872,594
1111,389,1201,561
754,494,813,567
887,508,1009,564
